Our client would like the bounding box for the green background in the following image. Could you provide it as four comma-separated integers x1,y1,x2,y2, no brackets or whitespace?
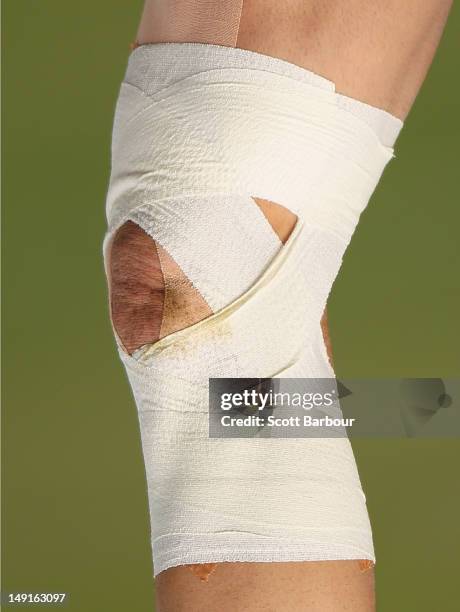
2,1,459,610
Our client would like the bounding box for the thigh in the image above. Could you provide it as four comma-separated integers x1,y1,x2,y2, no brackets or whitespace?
137,0,452,118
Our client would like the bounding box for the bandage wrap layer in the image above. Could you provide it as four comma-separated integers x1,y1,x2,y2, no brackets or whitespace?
103,43,401,575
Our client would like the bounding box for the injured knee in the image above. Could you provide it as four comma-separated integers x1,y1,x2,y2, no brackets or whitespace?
108,199,331,362
108,199,300,356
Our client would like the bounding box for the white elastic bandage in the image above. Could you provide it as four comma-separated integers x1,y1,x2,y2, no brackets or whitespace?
103,43,402,575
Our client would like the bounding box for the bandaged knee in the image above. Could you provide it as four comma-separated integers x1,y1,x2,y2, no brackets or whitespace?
102,42,402,576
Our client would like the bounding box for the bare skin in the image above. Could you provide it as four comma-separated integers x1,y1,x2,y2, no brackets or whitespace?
108,1,453,610
156,560,375,612
136,0,453,120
